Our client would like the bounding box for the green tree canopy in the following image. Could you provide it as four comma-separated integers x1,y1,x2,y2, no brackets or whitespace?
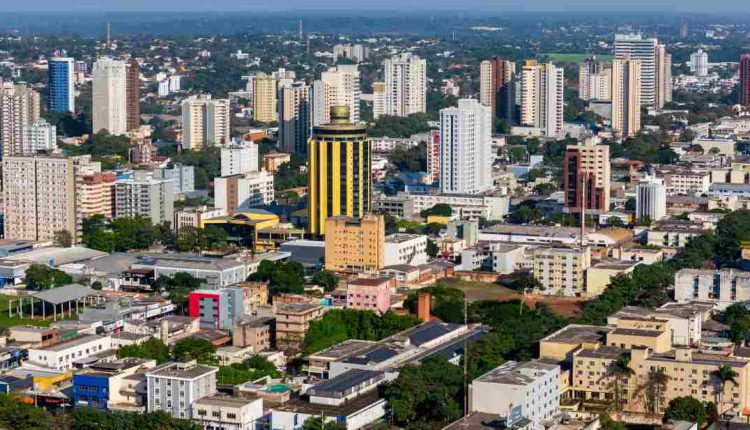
303,309,418,354
24,264,73,290
663,396,709,426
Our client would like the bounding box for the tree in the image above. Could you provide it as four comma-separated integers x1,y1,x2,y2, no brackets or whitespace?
91,281,103,290
603,353,634,412
217,354,281,385
0,394,49,430
606,217,626,228
54,229,73,247
172,338,217,364
24,264,73,290
117,339,171,364
637,368,671,415
311,270,339,292
533,183,557,197
421,203,452,218
247,260,305,294
464,332,514,379
711,365,739,414
303,309,418,354
507,275,543,292
302,416,347,430
426,239,439,258
723,303,750,345
151,273,205,313
599,414,626,430
663,397,708,426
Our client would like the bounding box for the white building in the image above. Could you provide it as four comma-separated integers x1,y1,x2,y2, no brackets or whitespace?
470,360,559,430
675,268,750,310
193,396,264,430
313,65,361,126
384,234,428,267
21,119,56,154
181,95,231,149
520,61,564,138
439,99,493,195
154,163,195,194
92,57,127,135
0,82,41,157
146,360,218,419
614,34,671,108
690,50,709,77
214,170,275,211
403,193,510,221
27,334,112,371
659,170,711,195
115,172,175,225
221,143,259,177
383,53,427,117
636,176,667,221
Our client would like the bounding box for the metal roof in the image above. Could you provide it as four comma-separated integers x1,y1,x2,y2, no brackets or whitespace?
31,284,103,305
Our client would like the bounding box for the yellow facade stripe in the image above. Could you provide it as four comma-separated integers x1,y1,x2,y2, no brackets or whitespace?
358,140,364,217
319,141,328,235
332,141,341,217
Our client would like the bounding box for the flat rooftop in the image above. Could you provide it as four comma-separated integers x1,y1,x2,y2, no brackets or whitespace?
475,360,558,386
577,346,629,360
610,328,664,338
308,340,377,361
195,395,259,408
308,369,384,398
542,325,612,345
274,390,384,417
147,362,218,379
36,334,106,352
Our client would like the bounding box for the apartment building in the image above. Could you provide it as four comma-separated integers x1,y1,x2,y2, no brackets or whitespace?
154,163,194,195
383,53,427,117
384,233,428,267
114,173,175,225
563,138,611,214
275,303,324,352
73,357,157,410
0,82,41,157
21,119,56,154
146,360,218,419
675,268,750,309
253,73,277,123
659,170,711,195
520,60,564,138
324,215,385,274
313,65,361,125
346,277,393,315
278,81,311,154
181,95,231,149
221,143,259,176
80,172,117,219
263,152,291,173
213,170,275,212
92,57,127,135
27,334,112,371
193,396,263,430
646,220,708,248
188,288,245,330
233,318,272,351
532,247,592,297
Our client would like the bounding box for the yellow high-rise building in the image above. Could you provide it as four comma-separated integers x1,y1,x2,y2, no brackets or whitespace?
307,106,370,236
324,214,384,274
253,73,277,123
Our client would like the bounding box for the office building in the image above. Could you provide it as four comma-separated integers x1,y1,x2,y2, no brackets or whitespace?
278,81,311,154
479,57,515,121
253,73,277,123
213,170,274,212
0,82,41,157
611,58,642,138
92,57,127,135
470,360,559,429
563,138,611,214
533,247,592,296
307,106,371,236
154,163,195,194
21,119,56,154
27,334,112,371
383,53,427,117
313,65,361,125
3,155,93,243
125,58,140,131
181,95,231,149
47,57,75,113
221,143,259,176
740,54,750,107
324,214,385,274
114,172,175,225
675,268,750,309
439,99,492,195
426,130,441,184
636,176,667,221
614,34,671,108
689,49,709,77
192,396,263,430
520,61,564,138
655,43,673,109
384,233,428,266
146,360,218,419
188,288,244,330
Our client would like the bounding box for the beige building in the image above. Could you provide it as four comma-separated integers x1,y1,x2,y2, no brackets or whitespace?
0,82,41,157
655,44,673,109
579,58,611,101
80,172,117,219
92,57,127,135
585,260,637,297
532,247,591,296
316,65,361,125
3,154,94,243
181,95,231,150
520,60,564,138
253,73,277,123
275,303,324,352
232,317,272,351
325,215,385,274
611,58,642,138
372,81,386,119
383,53,427,117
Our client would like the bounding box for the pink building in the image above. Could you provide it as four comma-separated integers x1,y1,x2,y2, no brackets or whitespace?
346,277,394,315
426,130,441,184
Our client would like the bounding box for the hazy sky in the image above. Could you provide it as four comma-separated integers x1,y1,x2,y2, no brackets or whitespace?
4,0,750,12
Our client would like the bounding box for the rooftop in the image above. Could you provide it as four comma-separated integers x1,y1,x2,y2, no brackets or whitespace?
275,303,323,315
308,369,384,399
385,233,424,244
194,395,259,408
542,325,612,345
32,284,103,305
308,340,377,361
35,334,107,352
274,390,384,417
147,361,218,380
348,277,391,287
577,345,629,360
610,328,664,338
475,360,558,386
6,246,107,266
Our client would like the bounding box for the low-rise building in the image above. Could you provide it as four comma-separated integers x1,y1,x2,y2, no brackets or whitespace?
193,395,264,430
233,317,273,351
27,334,112,371
325,215,385,275
146,360,218,419
188,288,245,330
585,260,637,297
8,326,59,348
72,358,156,411
275,303,324,353
346,277,394,315
173,206,225,232
646,220,709,248
675,268,750,309
383,234,428,267
532,247,591,296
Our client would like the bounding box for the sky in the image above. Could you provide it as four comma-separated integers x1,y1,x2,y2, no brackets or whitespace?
3,0,750,13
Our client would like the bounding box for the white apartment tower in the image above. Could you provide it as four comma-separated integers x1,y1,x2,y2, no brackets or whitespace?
611,58,642,138
579,58,611,101
636,176,667,221
0,82,41,157
383,53,427,117
614,34,671,108
520,61,564,138
22,120,57,154
92,57,127,135
181,95,231,150
372,82,387,120
221,143,259,177
689,50,709,77
439,99,492,195
313,65,361,126
114,172,175,225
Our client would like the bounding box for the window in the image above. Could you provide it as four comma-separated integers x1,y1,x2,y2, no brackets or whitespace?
213,411,221,418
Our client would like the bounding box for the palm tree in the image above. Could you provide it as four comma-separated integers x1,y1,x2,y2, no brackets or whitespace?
711,365,739,415
601,353,635,413
635,368,671,415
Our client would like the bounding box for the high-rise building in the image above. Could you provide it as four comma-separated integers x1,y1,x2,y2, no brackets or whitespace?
278,81,311,154
92,57,127,135
80,172,116,219
253,73,277,123
611,58,642,138
333,44,369,63
154,163,195,194
741,54,750,107
22,120,56,155
324,214,384,274
655,44,673,109
0,82,41,157
47,57,75,113
563,138,611,214
439,99,492,195
636,176,667,221
372,82,386,119
221,143,259,177
426,130,441,185
579,57,611,101
3,155,93,243
114,171,174,225
520,61,564,138
689,50,709,77
308,106,370,236
313,65,361,125
181,95,231,150
383,53,427,117
479,57,515,121
125,58,141,131
213,170,275,212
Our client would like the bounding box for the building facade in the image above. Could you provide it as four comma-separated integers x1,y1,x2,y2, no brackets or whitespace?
480,57,515,121
383,53,427,117
611,58,642,138
181,95,231,149
636,176,667,221
278,81,311,154
47,57,75,113
146,361,218,419
0,82,41,157
92,57,127,135
221,143,259,177
520,61,564,138
313,65,361,125
126,58,141,132
563,139,611,214
325,215,385,274
532,247,592,296
114,173,175,225
253,73,277,123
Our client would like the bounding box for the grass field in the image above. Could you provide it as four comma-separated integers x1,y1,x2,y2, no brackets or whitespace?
540,53,614,64
0,294,53,328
